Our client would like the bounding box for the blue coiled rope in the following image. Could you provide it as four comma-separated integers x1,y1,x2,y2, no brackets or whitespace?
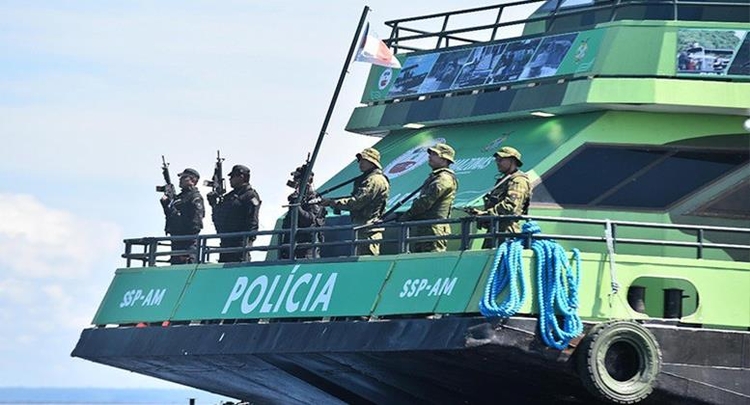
478,235,527,318
479,221,583,350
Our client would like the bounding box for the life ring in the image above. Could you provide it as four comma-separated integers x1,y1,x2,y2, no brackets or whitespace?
576,320,662,404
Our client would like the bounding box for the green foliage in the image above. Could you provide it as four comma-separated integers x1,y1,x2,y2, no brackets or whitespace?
678,30,741,50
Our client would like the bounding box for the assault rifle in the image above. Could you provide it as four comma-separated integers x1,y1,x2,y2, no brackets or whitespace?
204,150,226,204
305,173,364,206
377,184,423,223
155,155,176,201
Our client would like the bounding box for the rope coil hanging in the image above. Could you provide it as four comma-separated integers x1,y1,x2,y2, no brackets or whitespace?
479,221,583,350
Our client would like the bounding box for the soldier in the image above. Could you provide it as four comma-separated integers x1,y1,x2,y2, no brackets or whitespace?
208,164,261,263
160,168,204,264
467,146,531,248
399,143,458,253
321,147,390,256
280,166,326,259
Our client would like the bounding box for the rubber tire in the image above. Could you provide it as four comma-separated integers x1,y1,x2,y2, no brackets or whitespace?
576,321,662,404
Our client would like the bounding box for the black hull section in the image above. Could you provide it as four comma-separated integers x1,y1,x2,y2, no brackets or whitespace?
72,317,750,404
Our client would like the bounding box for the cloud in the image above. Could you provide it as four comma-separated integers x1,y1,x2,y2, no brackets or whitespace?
0,193,122,279
0,194,128,385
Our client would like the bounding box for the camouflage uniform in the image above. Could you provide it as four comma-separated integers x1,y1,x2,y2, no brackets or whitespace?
476,147,531,248
329,148,390,255
401,144,458,253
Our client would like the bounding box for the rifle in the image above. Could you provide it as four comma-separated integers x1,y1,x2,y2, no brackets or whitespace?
204,150,226,203
155,155,176,201
378,184,423,223
305,173,364,205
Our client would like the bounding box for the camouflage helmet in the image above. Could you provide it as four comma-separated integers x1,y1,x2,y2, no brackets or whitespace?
356,147,382,169
493,146,523,167
427,143,456,164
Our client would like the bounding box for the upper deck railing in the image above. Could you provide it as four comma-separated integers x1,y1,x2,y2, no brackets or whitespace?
384,0,750,53
121,214,750,268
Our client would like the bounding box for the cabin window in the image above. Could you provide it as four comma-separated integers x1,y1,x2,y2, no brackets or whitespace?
689,179,750,220
533,144,749,211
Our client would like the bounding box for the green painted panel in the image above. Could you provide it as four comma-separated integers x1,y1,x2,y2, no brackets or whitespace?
558,28,605,75
173,260,392,320
92,265,195,325
92,248,750,329
373,253,461,315
434,250,491,313
323,114,600,213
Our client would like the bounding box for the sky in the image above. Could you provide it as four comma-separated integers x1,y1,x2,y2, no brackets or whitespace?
0,0,538,392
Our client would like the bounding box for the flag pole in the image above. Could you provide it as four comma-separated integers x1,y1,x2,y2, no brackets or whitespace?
287,5,370,259
297,5,370,200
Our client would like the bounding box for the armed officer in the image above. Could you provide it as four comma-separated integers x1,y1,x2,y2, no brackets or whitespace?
281,165,326,259
321,147,390,256
399,143,458,253
160,168,204,264
467,146,531,248
209,164,261,263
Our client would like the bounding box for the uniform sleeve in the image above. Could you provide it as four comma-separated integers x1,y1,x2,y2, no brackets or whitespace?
161,198,177,218
188,194,205,234
402,176,446,220
161,198,177,234
332,177,375,212
245,191,261,240
487,176,530,216
297,203,324,227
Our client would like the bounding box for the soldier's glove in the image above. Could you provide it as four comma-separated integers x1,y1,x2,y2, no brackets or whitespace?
207,191,219,207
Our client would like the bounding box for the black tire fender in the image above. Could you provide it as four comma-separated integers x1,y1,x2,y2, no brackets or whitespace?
576,320,662,404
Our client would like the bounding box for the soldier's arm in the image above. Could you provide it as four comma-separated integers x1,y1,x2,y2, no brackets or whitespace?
402,180,443,220
246,192,261,240
487,177,530,216
333,177,377,212
188,195,205,234
296,202,320,227
161,198,179,218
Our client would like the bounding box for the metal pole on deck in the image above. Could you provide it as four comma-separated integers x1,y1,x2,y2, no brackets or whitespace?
289,5,370,258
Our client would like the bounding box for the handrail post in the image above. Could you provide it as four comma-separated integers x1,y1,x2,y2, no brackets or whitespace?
437,15,450,48
489,217,498,249
312,229,320,259
460,217,471,251
547,0,564,33
398,223,408,254
124,241,132,268
289,205,298,260
697,228,704,259
490,6,504,41
148,238,158,267
389,22,400,54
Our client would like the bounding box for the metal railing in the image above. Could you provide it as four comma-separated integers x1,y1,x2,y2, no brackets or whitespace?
383,0,750,53
121,214,750,267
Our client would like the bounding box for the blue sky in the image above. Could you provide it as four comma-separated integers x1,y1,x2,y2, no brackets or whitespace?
0,0,534,391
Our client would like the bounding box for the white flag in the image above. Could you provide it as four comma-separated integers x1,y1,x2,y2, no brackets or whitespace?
355,24,401,69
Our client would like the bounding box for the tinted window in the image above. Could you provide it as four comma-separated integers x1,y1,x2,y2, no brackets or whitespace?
539,146,662,205
536,144,749,211
601,151,748,208
691,181,750,219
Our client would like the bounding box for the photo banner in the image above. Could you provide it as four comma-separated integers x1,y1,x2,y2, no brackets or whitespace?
363,28,604,102
676,29,750,77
